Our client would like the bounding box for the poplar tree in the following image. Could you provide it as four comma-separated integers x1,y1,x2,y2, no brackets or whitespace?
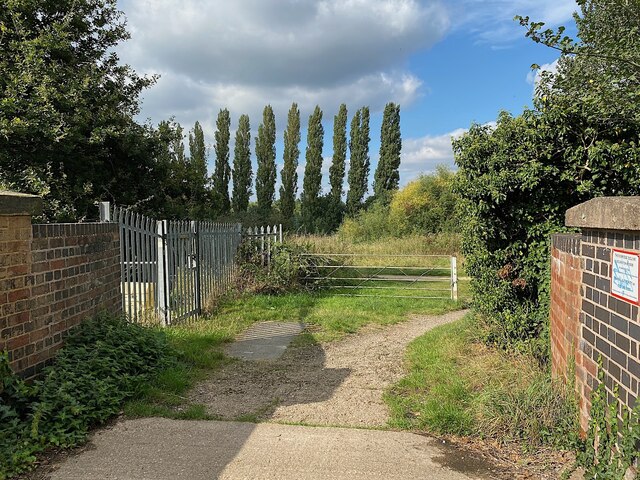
329,104,348,200
232,114,252,213
279,103,301,220
188,121,209,218
213,109,231,213
255,105,277,214
374,103,402,199
301,106,324,231
346,107,370,214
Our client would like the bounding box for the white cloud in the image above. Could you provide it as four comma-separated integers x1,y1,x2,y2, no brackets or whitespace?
399,127,466,184
117,0,449,131
451,0,577,46
526,58,559,96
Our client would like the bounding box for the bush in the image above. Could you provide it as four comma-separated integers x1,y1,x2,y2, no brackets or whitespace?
235,240,318,294
337,166,460,243
389,166,460,235
0,313,172,479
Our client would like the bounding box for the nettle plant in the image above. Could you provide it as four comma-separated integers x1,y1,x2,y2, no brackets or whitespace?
577,361,640,480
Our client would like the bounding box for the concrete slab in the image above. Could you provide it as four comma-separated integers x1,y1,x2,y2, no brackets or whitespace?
226,321,305,361
50,418,496,480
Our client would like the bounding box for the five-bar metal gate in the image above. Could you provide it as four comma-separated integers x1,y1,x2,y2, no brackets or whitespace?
301,253,458,300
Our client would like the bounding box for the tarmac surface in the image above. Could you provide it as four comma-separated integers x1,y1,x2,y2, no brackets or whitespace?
50,418,497,479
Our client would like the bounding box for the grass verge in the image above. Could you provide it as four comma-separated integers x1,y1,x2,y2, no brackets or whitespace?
124,314,259,419
385,314,579,449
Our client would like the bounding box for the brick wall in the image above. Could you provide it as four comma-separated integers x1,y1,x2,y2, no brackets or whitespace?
551,197,640,434
0,192,122,378
578,229,640,419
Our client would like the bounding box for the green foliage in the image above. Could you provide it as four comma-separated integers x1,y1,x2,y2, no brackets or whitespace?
338,167,459,242
389,166,459,235
0,313,171,478
346,107,371,215
155,119,215,220
301,106,324,233
236,241,318,294
373,102,402,199
338,200,393,241
517,0,640,126
213,109,232,214
329,104,348,202
187,121,213,220
280,103,301,223
386,315,579,449
0,0,159,221
455,1,640,355
577,361,640,479
232,114,253,213
255,105,277,214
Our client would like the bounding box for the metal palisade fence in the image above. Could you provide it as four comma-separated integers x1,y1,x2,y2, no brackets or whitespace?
244,224,283,267
100,202,243,325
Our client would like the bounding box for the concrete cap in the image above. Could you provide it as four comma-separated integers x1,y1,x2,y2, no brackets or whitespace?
0,190,43,216
566,196,640,231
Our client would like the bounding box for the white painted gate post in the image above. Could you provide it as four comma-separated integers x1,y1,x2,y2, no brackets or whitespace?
157,220,170,326
99,201,111,222
450,256,458,301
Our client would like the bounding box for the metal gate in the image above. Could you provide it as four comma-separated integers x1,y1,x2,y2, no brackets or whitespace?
301,253,458,300
101,203,242,325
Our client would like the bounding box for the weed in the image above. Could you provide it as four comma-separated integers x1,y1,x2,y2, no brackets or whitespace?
386,314,580,448
0,313,171,479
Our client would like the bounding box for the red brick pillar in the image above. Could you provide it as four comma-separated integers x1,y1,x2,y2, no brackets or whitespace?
0,191,42,377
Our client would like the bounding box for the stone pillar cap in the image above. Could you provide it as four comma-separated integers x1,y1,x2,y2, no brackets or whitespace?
566,196,640,231
0,190,43,216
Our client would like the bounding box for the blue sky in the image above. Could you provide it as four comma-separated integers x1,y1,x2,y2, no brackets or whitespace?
116,0,578,193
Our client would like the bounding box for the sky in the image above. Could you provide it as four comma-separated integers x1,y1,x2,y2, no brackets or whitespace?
115,0,578,193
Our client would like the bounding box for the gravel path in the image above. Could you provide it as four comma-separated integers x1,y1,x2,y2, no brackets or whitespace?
189,309,468,428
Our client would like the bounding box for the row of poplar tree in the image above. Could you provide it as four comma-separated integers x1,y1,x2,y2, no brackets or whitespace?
162,102,401,233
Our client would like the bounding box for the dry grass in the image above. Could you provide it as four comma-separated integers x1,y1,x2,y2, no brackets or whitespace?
289,233,462,269
289,232,461,256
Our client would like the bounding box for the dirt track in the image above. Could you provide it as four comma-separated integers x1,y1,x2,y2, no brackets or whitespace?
189,310,468,427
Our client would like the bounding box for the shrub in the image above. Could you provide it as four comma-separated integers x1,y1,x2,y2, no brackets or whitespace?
235,240,318,294
0,313,172,479
389,166,460,235
337,167,460,243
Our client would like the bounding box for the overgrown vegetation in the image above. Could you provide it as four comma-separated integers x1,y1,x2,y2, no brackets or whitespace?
234,240,319,295
572,363,640,480
386,315,579,449
337,166,460,243
0,313,171,479
454,0,640,358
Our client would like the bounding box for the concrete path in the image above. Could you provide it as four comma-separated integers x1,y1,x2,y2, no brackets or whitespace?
50,418,498,480
225,321,305,361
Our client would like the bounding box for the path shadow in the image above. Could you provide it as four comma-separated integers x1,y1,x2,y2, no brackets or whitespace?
189,293,351,424
47,296,352,480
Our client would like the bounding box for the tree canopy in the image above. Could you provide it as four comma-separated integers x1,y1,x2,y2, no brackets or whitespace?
213,109,232,214
374,102,402,199
232,114,252,213
455,0,640,358
301,106,324,232
0,0,157,220
280,103,300,222
255,105,277,214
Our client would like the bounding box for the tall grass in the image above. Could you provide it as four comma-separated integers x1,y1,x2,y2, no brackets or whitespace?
290,232,461,256
386,314,579,448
